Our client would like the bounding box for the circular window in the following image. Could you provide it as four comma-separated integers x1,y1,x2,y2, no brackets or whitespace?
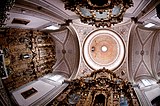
101,46,108,52
83,29,125,70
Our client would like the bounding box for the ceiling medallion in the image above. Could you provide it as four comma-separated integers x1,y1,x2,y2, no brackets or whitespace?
62,0,133,27
83,29,125,70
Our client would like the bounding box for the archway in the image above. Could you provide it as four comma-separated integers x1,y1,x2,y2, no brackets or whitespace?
93,94,105,106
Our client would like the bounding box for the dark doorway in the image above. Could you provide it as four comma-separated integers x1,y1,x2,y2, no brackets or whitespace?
151,95,160,106
93,94,105,106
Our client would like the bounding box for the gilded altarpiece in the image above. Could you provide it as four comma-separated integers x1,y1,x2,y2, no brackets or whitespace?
48,68,140,106
0,28,56,91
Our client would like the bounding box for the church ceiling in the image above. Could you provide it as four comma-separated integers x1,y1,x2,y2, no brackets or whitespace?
4,0,160,29
50,27,80,78
1,0,160,106
128,25,160,82
1,0,160,81
73,22,132,80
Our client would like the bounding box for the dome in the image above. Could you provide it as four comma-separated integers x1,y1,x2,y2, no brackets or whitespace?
83,29,125,70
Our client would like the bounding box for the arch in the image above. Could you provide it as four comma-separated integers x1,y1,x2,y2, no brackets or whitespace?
93,94,105,106
151,30,160,79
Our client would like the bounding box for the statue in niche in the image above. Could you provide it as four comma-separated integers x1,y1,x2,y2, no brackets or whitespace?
68,93,81,105
120,96,128,106
20,54,31,60
19,37,32,49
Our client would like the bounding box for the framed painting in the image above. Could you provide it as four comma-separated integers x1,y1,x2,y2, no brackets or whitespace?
21,87,38,99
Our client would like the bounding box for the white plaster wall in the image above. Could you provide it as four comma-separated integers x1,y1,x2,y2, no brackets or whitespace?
12,80,55,106
145,86,160,101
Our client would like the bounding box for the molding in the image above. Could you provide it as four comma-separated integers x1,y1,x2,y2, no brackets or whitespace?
14,0,65,23
23,0,69,20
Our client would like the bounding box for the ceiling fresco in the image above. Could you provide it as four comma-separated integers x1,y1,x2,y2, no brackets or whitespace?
74,22,132,79
83,29,125,70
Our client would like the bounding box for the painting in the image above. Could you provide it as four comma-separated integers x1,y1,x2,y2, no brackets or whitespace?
21,87,38,99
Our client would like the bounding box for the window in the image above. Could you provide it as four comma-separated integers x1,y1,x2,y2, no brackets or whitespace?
138,79,157,88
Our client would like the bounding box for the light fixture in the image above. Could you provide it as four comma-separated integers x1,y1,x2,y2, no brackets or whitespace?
62,0,133,27
144,23,155,28
44,24,60,30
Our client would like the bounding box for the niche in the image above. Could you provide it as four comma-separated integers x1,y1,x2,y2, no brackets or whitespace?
93,94,105,106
